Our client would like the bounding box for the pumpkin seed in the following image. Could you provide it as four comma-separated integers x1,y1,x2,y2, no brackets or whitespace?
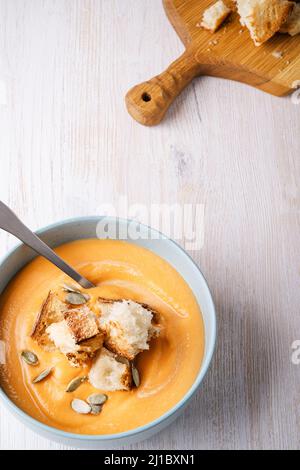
131,364,140,387
71,398,91,414
32,367,53,383
65,292,90,305
87,393,108,405
62,283,81,294
66,375,87,393
90,404,103,415
21,350,39,366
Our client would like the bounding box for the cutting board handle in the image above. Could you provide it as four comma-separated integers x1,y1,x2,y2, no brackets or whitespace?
125,50,200,126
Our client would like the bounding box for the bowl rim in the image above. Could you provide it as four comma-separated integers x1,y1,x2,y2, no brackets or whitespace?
0,215,217,442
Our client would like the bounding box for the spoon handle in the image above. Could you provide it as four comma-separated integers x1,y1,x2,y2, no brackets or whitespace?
0,201,94,289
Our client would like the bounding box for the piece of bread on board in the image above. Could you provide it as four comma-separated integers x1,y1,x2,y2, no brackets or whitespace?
201,1,232,32
236,0,294,45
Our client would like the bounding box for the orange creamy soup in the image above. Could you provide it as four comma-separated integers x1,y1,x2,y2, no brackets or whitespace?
0,239,204,434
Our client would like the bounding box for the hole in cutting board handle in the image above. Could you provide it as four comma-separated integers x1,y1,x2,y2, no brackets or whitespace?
142,92,151,102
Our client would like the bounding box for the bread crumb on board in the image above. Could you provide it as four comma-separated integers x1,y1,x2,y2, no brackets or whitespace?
272,50,284,59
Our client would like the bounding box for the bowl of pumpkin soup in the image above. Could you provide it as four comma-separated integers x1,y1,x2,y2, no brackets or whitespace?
0,217,216,447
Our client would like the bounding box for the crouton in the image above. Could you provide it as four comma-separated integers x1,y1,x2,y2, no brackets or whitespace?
280,2,300,35
46,320,78,354
66,334,104,367
88,347,132,391
64,308,99,343
98,299,160,361
236,0,294,45
46,312,103,367
32,291,103,367
31,292,66,350
201,1,232,32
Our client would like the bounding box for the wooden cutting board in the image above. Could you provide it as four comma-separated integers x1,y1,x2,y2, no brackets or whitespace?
125,0,300,126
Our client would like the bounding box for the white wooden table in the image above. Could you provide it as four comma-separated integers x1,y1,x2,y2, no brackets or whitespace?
0,0,299,450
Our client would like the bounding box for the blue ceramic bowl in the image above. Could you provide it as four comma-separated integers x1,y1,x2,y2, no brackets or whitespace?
0,216,216,448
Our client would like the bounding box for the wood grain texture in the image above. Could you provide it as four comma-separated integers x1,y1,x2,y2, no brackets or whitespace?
0,0,300,450
126,0,300,125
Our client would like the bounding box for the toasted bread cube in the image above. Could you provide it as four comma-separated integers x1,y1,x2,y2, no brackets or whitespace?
46,320,78,354
201,1,232,32
46,314,103,367
46,307,102,367
280,2,300,35
64,308,99,343
98,299,160,361
66,334,104,367
236,0,294,45
31,292,66,349
89,347,132,391
32,290,103,367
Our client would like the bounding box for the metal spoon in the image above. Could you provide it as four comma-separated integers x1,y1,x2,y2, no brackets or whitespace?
0,201,95,289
